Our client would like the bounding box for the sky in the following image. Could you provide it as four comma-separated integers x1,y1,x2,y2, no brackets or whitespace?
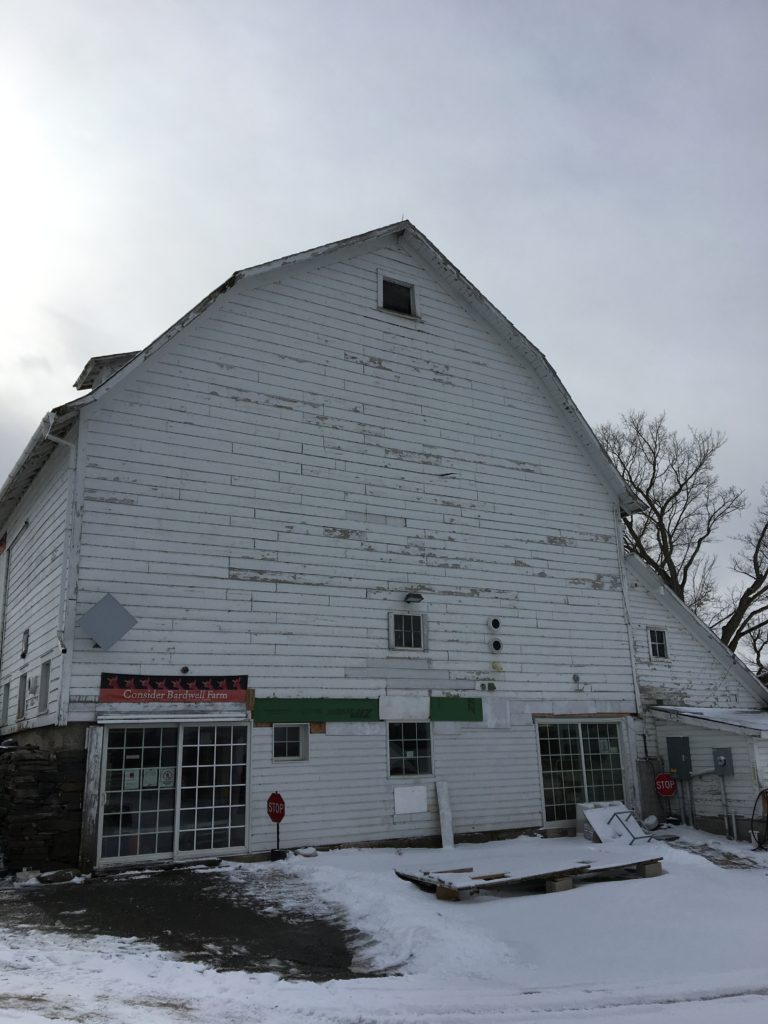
1,0,766,544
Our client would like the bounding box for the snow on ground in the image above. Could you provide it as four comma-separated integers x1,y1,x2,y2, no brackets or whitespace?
2,832,767,1023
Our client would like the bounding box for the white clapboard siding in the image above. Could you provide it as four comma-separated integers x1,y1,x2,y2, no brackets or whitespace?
626,564,758,711
753,740,768,788
248,717,542,851
0,442,71,733
67,240,638,719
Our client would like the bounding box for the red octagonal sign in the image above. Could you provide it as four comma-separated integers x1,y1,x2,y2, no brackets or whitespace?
654,773,677,798
267,791,285,823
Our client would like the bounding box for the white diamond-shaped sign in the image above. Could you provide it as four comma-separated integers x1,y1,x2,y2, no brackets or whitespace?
78,593,137,649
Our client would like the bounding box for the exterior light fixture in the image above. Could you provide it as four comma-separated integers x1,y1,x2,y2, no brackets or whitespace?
404,592,424,604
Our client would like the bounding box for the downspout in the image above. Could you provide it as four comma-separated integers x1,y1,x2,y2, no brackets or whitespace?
0,521,31,679
45,414,81,728
614,512,642,716
613,508,644,816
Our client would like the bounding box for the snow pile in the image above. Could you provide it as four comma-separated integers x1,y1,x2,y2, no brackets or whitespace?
281,846,520,978
3,833,768,1023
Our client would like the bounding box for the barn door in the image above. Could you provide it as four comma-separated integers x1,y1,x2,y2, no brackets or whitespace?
99,723,248,864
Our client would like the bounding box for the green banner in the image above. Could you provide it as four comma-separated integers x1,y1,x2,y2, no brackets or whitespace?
429,697,484,722
252,696,484,723
252,697,379,723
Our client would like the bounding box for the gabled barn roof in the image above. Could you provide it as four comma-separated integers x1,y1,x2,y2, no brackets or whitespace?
0,221,643,527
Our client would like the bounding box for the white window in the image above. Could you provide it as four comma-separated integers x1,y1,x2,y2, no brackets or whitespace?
388,722,432,776
649,628,668,659
273,723,309,761
538,721,625,823
16,673,27,720
389,613,426,651
378,271,419,318
38,661,51,714
1,683,9,725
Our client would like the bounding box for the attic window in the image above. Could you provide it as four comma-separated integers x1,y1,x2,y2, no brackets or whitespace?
381,278,416,317
649,628,668,659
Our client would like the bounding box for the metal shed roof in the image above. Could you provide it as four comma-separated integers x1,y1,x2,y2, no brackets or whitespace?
651,705,768,738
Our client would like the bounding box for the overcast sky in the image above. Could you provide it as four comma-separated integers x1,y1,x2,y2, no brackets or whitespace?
1,0,766,544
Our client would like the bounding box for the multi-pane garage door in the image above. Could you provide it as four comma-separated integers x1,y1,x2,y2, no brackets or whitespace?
538,721,625,823
100,724,248,862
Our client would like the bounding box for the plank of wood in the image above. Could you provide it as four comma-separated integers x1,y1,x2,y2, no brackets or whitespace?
427,863,591,891
545,876,574,893
435,884,461,902
578,852,663,873
393,870,436,893
636,861,663,877
436,780,454,849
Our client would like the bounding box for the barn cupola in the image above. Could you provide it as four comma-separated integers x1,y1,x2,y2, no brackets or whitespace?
74,351,140,391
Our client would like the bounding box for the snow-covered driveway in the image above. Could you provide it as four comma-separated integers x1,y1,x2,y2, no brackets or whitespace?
2,833,767,1023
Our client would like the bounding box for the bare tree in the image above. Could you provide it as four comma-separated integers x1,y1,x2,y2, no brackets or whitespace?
713,485,768,652
596,412,768,667
596,411,745,615
748,625,768,676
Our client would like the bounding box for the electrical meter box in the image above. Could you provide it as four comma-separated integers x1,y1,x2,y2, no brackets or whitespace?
666,736,692,780
713,747,734,777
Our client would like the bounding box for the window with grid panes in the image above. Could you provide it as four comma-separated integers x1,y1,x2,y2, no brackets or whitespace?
649,628,668,659
390,613,424,650
538,721,624,822
101,724,248,861
102,726,179,859
388,722,432,776
273,723,308,760
179,725,248,853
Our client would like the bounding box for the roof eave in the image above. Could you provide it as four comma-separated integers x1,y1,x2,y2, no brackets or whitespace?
1,220,647,530
0,406,79,530
650,706,768,738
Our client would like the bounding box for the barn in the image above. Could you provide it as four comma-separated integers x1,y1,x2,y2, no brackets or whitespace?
1,222,765,871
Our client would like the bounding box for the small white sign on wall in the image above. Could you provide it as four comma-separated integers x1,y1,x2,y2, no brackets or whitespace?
394,785,428,815
380,696,430,721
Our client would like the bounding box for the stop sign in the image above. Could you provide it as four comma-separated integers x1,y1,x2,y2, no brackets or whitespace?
655,773,677,798
267,791,285,823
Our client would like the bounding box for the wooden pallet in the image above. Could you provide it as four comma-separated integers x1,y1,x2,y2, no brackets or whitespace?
395,851,663,901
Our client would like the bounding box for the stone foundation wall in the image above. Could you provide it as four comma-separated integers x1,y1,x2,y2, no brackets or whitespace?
0,741,86,872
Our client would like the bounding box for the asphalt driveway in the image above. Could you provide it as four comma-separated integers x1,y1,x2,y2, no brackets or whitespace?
0,861,369,981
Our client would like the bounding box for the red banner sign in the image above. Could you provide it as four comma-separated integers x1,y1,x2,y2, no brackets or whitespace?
99,673,248,703
655,772,677,798
267,792,286,823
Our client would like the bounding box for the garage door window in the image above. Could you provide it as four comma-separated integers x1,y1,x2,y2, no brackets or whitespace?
100,724,248,861
538,721,624,822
